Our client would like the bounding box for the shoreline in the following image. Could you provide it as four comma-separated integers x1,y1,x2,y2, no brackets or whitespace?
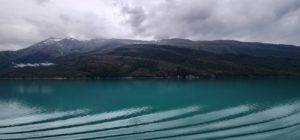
1,76,300,80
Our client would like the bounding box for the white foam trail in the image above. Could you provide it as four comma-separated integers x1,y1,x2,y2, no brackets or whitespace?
0,109,87,127
209,102,300,129
164,111,300,140
0,101,40,120
45,105,250,140
0,106,200,139
224,125,300,140
146,102,300,140
0,107,148,133
270,125,300,140
5,102,298,140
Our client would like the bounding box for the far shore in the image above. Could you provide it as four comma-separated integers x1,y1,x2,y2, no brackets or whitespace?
1,75,300,80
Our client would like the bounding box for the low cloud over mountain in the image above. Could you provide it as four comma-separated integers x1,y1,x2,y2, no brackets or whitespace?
0,0,300,50
13,62,55,68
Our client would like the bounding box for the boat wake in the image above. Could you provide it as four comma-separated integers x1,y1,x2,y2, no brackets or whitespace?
0,102,300,140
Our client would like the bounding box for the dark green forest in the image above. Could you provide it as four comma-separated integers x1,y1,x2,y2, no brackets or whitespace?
1,38,300,79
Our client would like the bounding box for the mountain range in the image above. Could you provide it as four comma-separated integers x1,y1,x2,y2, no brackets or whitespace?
1,37,300,79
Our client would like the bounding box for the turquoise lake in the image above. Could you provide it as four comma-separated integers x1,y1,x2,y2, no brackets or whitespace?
0,79,300,140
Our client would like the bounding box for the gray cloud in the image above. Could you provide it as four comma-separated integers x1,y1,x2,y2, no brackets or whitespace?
122,0,300,45
0,0,300,50
122,6,147,34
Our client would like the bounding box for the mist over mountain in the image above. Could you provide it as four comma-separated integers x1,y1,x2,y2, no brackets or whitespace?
1,38,300,78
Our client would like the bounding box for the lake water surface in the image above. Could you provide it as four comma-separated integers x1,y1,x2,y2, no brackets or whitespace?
0,79,300,140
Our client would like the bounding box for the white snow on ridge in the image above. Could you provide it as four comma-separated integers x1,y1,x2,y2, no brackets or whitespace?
13,62,55,68
40,38,62,45
51,38,62,42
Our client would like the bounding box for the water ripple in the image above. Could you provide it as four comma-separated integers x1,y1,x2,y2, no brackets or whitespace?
0,107,149,134
41,105,250,140
0,106,199,139
1,101,300,140
0,109,87,127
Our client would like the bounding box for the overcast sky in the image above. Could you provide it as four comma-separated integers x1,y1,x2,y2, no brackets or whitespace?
0,0,300,50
